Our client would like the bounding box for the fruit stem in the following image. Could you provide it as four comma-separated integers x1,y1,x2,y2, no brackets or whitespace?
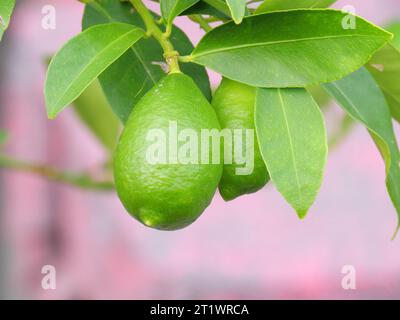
129,0,181,74
0,154,114,191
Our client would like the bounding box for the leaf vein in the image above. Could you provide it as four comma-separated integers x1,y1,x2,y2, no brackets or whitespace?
194,34,386,58
277,88,303,208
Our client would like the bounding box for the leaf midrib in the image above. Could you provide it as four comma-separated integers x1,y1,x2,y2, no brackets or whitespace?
330,83,366,124
193,34,386,58
277,88,303,208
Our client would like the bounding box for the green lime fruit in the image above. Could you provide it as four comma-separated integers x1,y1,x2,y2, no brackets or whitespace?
114,73,222,230
212,78,270,201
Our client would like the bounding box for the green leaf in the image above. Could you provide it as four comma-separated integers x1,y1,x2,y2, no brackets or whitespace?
226,0,246,24
72,80,120,151
255,88,328,218
203,0,232,17
328,114,355,149
45,23,144,119
189,9,392,88
161,0,199,24
0,130,7,145
386,22,400,49
367,44,400,123
255,0,337,13
82,0,211,123
324,68,400,239
180,1,230,19
0,0,15,41
307,85,331,109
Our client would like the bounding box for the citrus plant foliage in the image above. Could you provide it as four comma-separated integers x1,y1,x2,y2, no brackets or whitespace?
0,0,15,41
1,0,400,236
0,130,7,146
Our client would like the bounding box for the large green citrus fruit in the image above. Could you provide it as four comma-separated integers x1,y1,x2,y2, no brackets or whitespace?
212,78,269,201
114,73,222,230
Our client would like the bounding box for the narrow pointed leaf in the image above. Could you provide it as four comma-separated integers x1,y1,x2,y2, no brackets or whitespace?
45,23,144,119
161,0,199,24
190,9,392,87
226,0,246,24
324,68,400,238
367,44,400,122
255,0,337,13
0,0,15,41
255,88,328,218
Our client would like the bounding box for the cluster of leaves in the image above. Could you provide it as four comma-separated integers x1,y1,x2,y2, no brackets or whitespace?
1,0,400,237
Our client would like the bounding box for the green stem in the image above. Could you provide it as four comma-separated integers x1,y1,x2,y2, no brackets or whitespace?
0,154,114,191
203,16,227,23
179,55,194,63
129,0,180,73
188,15,213,32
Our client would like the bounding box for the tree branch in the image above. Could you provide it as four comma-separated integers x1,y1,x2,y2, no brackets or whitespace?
0,154,114,191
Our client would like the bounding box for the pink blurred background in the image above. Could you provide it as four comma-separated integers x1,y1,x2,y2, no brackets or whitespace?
0,0,399,300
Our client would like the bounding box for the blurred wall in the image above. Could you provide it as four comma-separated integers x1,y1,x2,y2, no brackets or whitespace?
0,0,399,299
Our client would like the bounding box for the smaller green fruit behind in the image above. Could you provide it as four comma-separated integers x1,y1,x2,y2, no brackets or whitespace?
212,78,270,201
114,73,223,230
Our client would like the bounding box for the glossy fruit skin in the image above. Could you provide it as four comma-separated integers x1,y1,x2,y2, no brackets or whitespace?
114,73,222,230
212,78,269,201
